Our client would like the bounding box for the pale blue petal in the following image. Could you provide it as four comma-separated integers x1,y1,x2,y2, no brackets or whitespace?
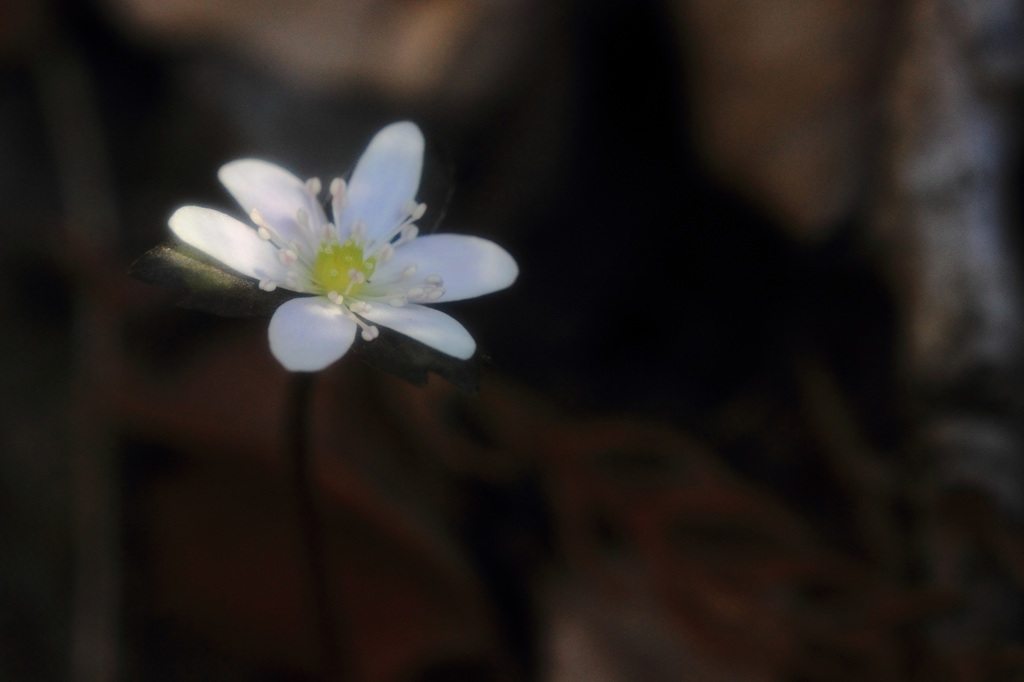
219,159,328,249
169,206,289,282
359,303,476,359
337,122,423,243
369,234,518,302
268,297,358,371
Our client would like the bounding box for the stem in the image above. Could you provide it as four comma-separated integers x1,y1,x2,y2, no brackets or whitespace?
287,373,343,679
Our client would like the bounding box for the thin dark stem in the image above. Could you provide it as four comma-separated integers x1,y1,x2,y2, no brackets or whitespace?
287,373,343,680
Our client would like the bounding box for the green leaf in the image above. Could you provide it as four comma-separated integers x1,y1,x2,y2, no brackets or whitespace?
130,242,295,318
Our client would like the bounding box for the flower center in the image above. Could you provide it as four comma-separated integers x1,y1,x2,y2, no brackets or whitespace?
312,240,376,296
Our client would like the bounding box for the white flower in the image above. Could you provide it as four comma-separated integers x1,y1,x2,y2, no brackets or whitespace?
168,121,518,371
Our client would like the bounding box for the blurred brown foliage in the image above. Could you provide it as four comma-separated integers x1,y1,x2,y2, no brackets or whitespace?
2,0,1024,680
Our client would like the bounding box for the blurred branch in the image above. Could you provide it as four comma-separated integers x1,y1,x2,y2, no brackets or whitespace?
795,358,905,575
29,15,123,682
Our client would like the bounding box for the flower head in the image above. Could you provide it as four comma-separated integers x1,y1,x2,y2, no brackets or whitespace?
168,122,518,371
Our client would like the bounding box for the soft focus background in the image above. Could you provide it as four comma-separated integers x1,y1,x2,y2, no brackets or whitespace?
3,0,1024,680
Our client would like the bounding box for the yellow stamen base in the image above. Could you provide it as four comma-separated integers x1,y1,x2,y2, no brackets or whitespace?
312,240,375,296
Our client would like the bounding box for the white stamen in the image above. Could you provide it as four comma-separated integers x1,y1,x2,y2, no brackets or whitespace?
412,203,427,221
250,208,266,226
427,288,445,301
330,177,347,209
305,177,321,196
424,274,443,285
327,291,343,305
342,309,377,340
389,297,407,307
407,287,424,299
257,226,272,241
279,249,298,265
401,265,417,279
400,224,419,243
259,279,277,292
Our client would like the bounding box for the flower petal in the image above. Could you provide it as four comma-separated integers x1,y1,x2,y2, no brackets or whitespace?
370,234,518,302
359,303,476,359
268,297,358,371
169,206,290,282
339,122,423,244
219,159,328,250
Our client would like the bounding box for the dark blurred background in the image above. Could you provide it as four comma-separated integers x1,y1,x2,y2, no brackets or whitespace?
3,0,1024,680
